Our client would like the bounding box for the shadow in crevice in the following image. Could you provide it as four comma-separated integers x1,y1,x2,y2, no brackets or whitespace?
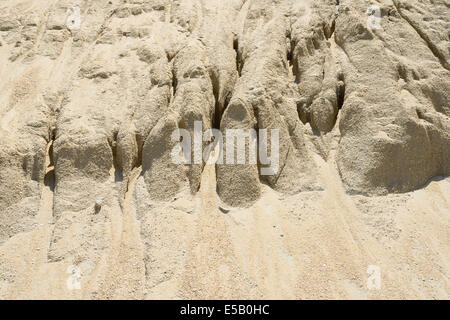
44,168,55,192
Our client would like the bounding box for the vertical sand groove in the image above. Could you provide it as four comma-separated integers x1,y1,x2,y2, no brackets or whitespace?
97,168,145,299
7,140,54,299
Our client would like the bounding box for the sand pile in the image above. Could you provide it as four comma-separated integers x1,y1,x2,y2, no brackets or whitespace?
0,0,448,299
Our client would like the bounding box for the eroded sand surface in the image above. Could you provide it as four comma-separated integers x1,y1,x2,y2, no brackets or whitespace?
0,0,449,299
